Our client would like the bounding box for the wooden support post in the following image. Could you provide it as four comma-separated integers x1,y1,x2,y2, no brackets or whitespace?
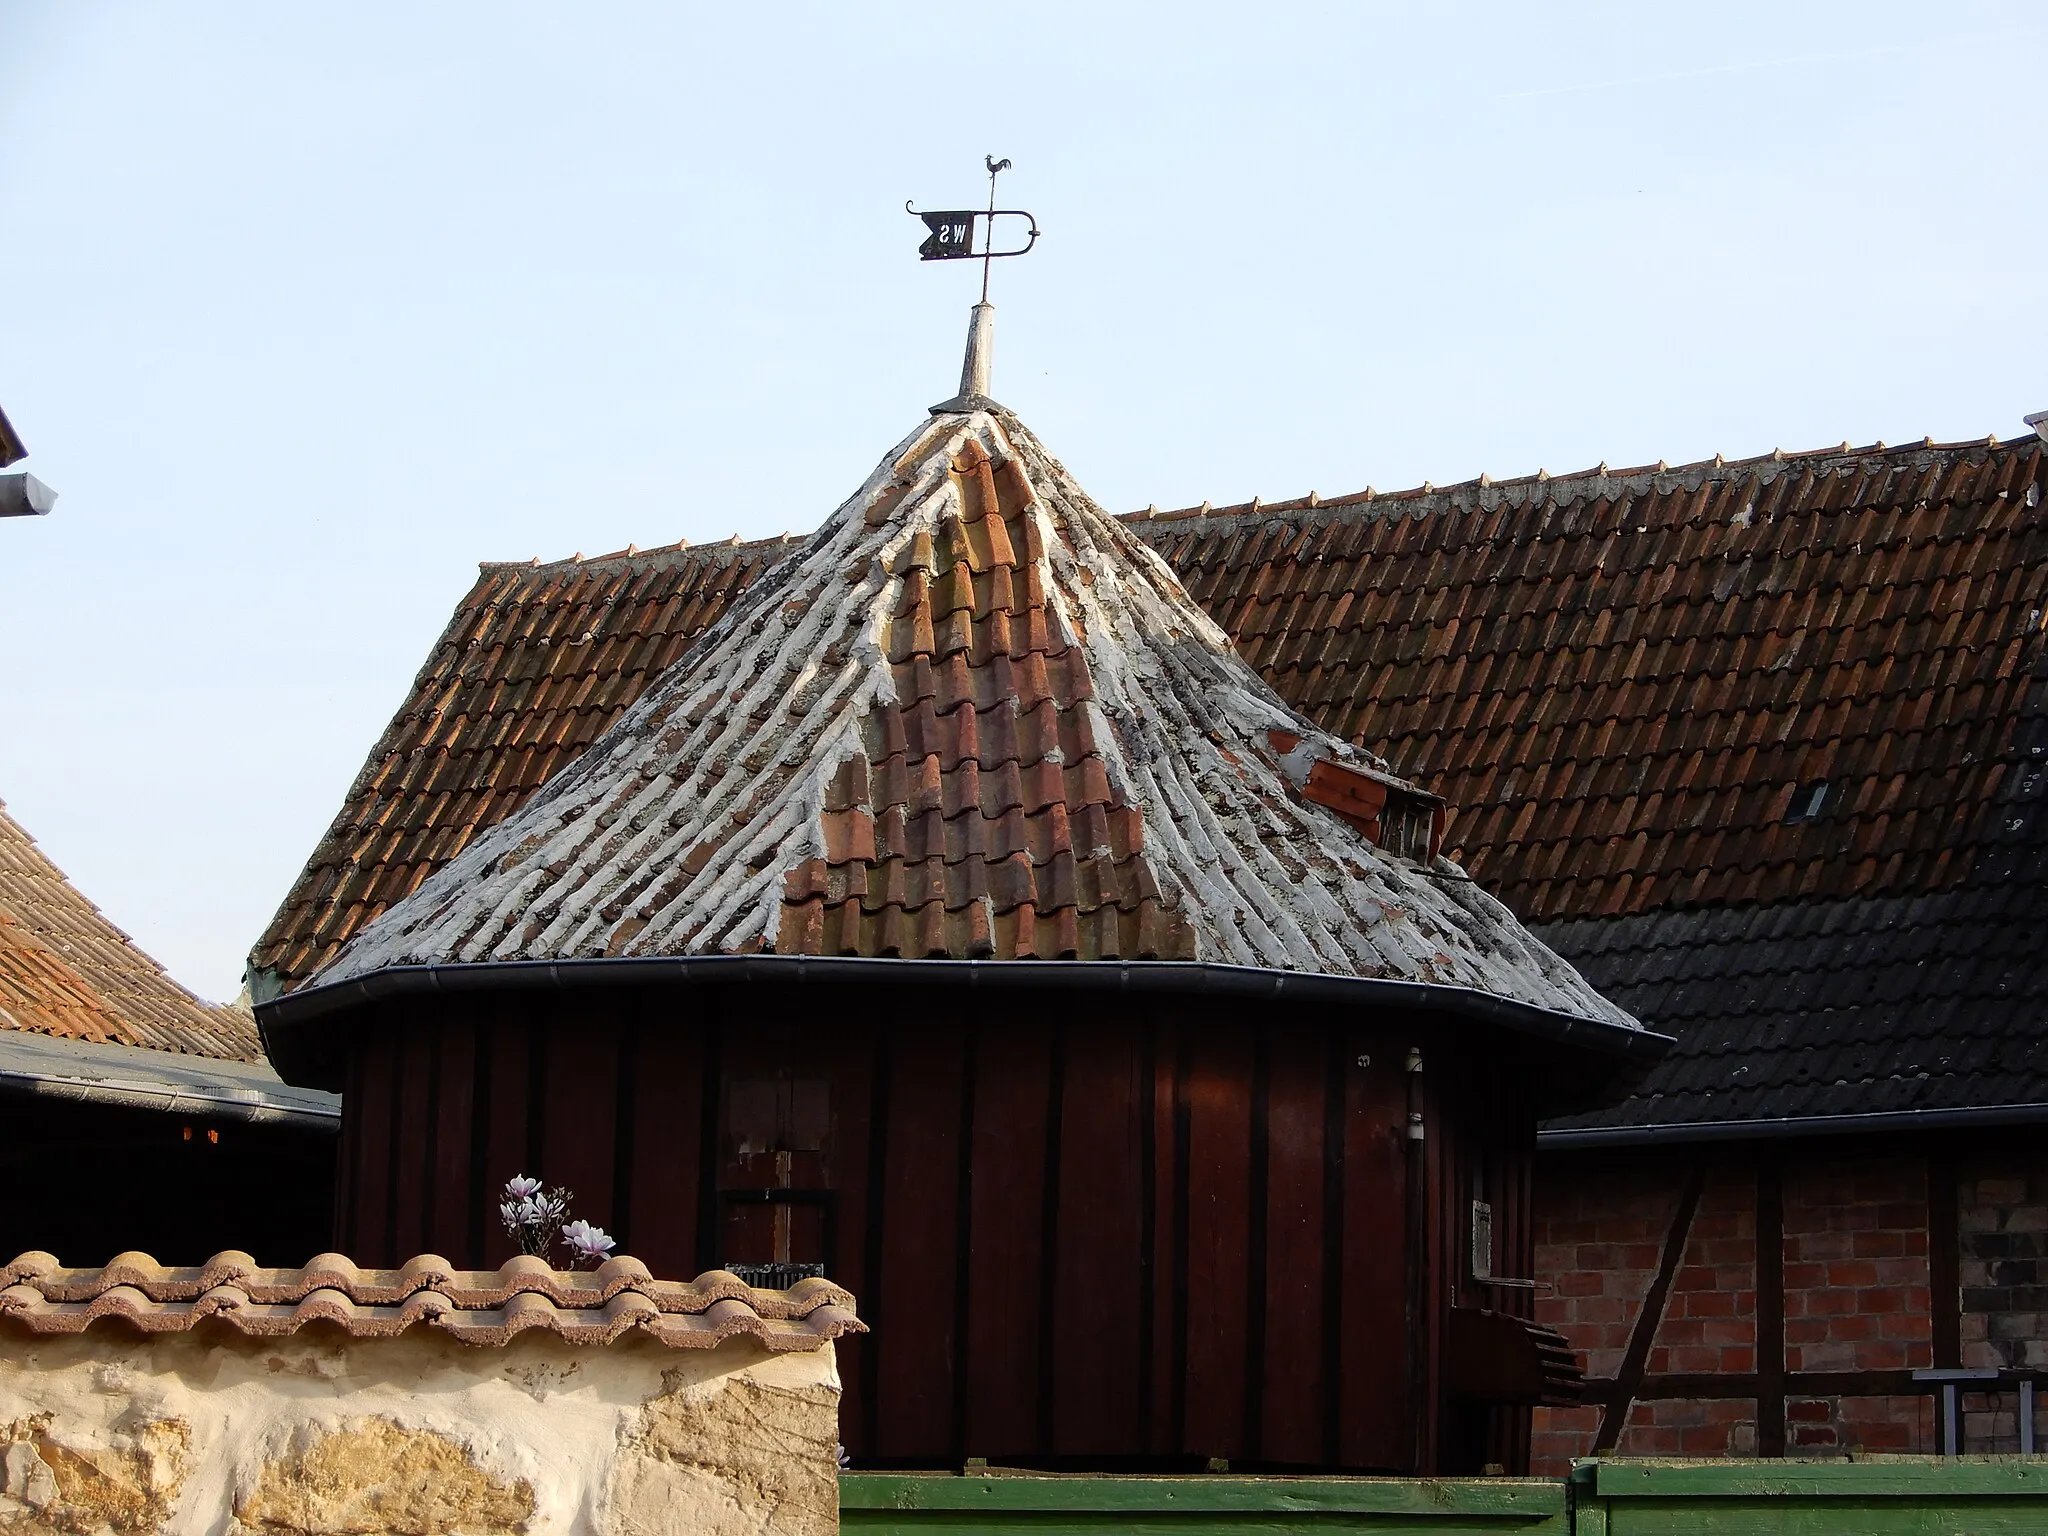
1756,1152,1785,1458
1928,1149,1961,1369
1594,1160,1704,1453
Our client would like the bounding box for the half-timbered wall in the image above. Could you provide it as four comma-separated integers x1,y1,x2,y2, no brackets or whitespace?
1531,1135,2048,1472
327,982,1561,1475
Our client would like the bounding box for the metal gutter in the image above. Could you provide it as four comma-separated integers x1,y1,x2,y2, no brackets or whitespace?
0,1032,341,1131
259,954,1670,1090
1539,1099,2048,1150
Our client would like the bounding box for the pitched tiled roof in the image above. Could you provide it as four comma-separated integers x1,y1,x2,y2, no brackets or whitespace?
1134,437,2048,919
305,409,1625,1027
0,801,258,1059
250,428,2048,1126
1130,434,2048,1131
251,537,801,986
0,1250,861,1348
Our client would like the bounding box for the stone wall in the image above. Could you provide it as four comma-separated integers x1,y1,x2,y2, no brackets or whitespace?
0,1258,853,1536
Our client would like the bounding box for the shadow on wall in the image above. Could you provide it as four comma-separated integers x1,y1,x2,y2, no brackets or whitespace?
0,1096,335,1266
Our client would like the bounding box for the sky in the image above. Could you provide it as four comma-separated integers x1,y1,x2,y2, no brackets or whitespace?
2,1,2044,1003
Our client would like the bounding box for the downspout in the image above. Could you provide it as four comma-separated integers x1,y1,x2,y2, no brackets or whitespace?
1404,1045,1429,1473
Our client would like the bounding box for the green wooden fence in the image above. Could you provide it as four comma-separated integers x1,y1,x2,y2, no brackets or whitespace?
841,1473,1568,1534
1574,1457,2048,1534
841,1460,2048,1535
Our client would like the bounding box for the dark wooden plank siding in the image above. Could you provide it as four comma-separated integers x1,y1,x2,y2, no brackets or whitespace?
1258,1027,1330,1465
480,1009,534,1266
810,1012,880,1455
1148,1013,1180,1458
1337,1031,1411,1471
350,1027,396,1266
626,1017,706,1283
1181,1023,1254,1459
542,1011,620,1232
872,1019,967,1458
1048,1019,1145,1457
429,1016,476,1260
332,989,1548,1474
388,1023,433,1262
961,1023,1052,1455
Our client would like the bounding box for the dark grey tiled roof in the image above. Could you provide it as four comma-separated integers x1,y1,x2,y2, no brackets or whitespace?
1542,662,2048,1134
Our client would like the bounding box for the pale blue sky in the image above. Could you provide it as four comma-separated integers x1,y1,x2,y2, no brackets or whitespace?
3,1,2043,1000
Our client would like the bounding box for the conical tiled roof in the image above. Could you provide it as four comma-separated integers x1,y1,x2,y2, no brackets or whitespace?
310,407,1634,1027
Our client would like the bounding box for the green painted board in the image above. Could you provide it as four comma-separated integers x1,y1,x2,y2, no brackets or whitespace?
846,1462,2048,1536
841,1473,1568,1535
1580,1458,2048,1536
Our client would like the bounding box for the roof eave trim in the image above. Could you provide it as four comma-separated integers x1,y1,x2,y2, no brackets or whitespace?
0,1067,340,1131
1539,1099,2048,1149
259,955,1666,1086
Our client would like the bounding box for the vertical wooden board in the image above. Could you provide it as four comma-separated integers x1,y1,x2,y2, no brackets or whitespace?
1337,1025,1410,1471
1258,1027,1329,1466
962,1022,1051,1455
627,1020,705,1283
1181,1019,1253,1460
350,1030,395,1265
430,1015,477,1260
480,1011,534,1266
874,1018,966,1460
818,1013,881,1460
388,1023,434,1263
542,1011,620,1230
1149,1012,1177,1457
1050,1019,1145,1457
333,1048,365,1253
1422,1062,1449,1473
714,1017,788,1197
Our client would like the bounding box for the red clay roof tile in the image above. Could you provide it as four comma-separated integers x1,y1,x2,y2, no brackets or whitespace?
0,1249,860,1350
252,434,2048,994
288,411,1624,1027
1,801,256,1058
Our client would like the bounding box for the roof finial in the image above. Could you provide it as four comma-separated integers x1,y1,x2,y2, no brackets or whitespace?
910,158,1040,415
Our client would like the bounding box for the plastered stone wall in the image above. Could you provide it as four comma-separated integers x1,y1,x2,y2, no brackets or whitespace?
0,1325,839,1536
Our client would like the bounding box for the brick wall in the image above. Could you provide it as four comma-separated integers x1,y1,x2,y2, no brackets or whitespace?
1647,1168,1757,1377
1956,1163,2048,1454
1781,1159,1932,1376
1532,1161,1683,1382
1530,1150,1964,1475
1960,1164,2048,1372
1610,1398,1755,1458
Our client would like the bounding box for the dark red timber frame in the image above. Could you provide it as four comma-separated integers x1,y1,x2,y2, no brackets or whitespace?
324,979,1589,1475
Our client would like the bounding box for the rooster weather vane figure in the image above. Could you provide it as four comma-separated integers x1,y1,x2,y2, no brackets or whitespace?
906,155,1040,302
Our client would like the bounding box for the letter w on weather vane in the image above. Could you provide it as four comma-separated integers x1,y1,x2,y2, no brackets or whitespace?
906,156,1041,302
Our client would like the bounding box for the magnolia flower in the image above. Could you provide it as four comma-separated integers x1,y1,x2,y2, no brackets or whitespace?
560,1220,616,1265
503,1176,542,1201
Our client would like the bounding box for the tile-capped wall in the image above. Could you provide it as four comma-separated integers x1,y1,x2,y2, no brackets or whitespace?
0,1288,845,1536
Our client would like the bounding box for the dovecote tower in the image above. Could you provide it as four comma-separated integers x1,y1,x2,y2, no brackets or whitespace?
260,315,1663,1475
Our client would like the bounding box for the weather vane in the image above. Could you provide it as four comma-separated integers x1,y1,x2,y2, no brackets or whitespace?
906,155,1040,303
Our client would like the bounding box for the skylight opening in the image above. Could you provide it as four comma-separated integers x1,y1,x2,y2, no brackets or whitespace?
1784,781,1829,823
